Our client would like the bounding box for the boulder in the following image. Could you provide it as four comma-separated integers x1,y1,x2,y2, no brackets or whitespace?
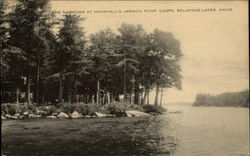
28,114,41,119
125,110,151,117
95,112,107,118
23,111,29,116
106,114,116,117
70,111,83,119
5,114,18,120
46,115,57,119
14,113,20,117
35,110,47,116
1,116,6,120
57,112,69,118
52,113,58,116
126,113,133,117
8,115,18,120
85,115,91,118
14,113,24,119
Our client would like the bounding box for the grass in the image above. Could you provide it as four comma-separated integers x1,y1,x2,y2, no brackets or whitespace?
1,116,175,156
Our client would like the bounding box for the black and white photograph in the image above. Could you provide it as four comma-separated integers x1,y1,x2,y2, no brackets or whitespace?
1,0,249,156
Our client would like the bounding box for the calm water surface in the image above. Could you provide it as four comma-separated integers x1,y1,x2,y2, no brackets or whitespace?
163,105,249,156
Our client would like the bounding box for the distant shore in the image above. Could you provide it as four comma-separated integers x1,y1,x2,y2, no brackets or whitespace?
192,90,249,108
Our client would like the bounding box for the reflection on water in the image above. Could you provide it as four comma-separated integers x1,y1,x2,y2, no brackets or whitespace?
163,105,249,156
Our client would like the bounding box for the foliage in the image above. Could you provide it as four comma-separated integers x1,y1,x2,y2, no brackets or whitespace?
102,102,126,117
59,103,76,114
41,105,57,115
126,104,144,112
75,103,99,116
59,103,98,116
193,90,249,108
142,105,166,115
2,1,183,108
1,103,18,115
1,102,38,115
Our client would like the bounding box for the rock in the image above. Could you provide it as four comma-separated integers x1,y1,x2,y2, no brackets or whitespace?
5,114,18,120
1,116,6,120
36,110,47,116
125,110,151,117
23,111,29,116
70,111,82,119
95,112,107,118
18,115,24,119
5,114,11,118
14,113,20,117
46,115,57,119
52,113,58,116
85,115,91,118
126,113,133,117
106,114,116,117
28,114,41,119
57,112,69,118
14,113,24,119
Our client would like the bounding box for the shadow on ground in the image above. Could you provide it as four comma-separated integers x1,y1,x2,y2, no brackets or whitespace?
2,116,177,156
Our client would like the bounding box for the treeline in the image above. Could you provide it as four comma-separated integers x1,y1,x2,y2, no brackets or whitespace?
193,90,249,108
1,0,182,106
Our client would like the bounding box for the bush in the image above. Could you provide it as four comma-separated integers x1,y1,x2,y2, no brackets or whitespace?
1,103,45,116
142,105,166,115
102,102,126,117
60,103,76,114
16,103,29,114
126,104,144,112
27,104,36,113
59,103,99,116
86,104,99,116
1,103,18,115
75,104,98,116
40,105,57,116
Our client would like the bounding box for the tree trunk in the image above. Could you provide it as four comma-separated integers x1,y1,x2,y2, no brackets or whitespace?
129,93,132,104
36,56,40,104
58,71,64,103
96,80,100,105
131,74,135,104
123,65,127,104
27,74,31,104
154,83,159,106
142,87,148,105
147,89,149,105
27,55,31,105
160,88,164,107
134,83,139,104
140,89,144,105
73,73,78,103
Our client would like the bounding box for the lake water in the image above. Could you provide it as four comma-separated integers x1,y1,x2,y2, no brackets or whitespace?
162,105,249,156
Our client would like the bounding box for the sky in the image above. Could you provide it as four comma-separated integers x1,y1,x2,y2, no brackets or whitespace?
50,1,248,104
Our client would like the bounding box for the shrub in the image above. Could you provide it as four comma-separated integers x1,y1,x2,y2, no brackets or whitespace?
142,105,166,115
102,102,126,117
75,103,99,116
1,103,42,116
41,106,57,116
27,104,36,113
126,104,144,112
16,103,28,114
60,103,76,114
87,104,99,116
75,104,88,115
1,103,18,115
